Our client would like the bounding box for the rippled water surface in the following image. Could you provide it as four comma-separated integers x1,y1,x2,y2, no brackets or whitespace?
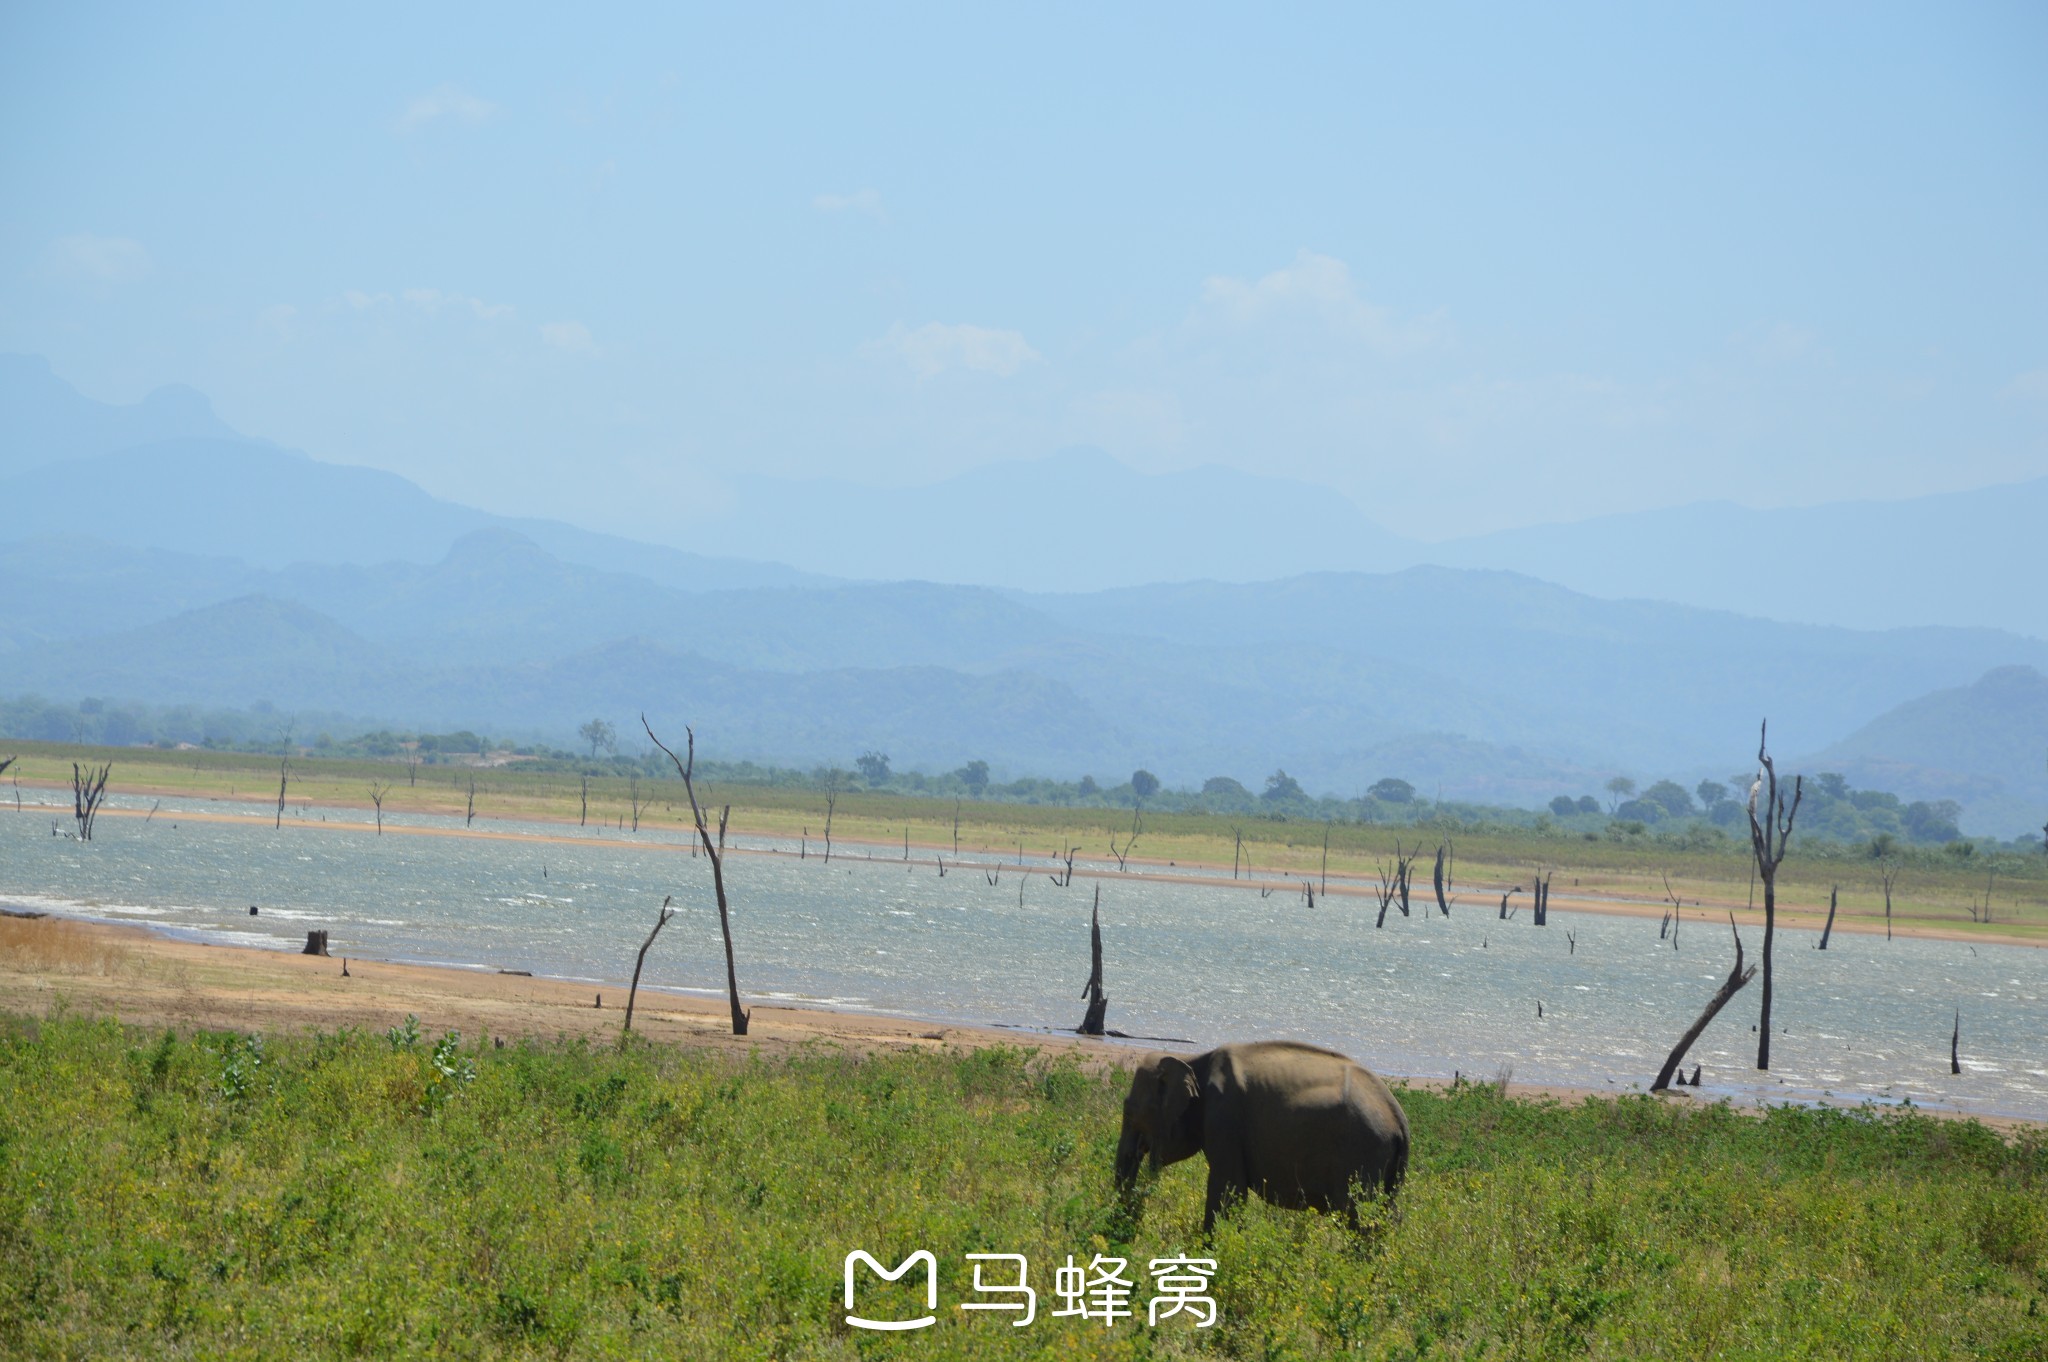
5,794,2044,1121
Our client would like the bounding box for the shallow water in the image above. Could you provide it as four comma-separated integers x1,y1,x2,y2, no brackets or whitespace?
5,793,2044,1121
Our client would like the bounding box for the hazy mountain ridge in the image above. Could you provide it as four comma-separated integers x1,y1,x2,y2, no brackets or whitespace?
1798,665,2048,839
4,359,2045,833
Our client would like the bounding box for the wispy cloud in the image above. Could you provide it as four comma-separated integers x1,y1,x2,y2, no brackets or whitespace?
401,287,515,321
1195,250,1449,355
813,188,886,221
868,322,1040,379
396,84,498,133
2006,366,2048,401
540,320,594,352
47,233,150,283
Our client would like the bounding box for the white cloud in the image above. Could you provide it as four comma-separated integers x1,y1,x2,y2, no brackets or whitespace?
540,320,594,352
396,84,498,133
868,322,1040,379
1195,250,1448,354
813,188,887,221
2007,367,2048,401
47,233,150,283
399,287,515,321
257,303,298,340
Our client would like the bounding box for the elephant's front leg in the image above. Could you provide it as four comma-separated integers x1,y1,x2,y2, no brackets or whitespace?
1201,1160,1246,1235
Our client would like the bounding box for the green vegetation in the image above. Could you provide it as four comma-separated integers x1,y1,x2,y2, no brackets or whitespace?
3,1014,2044,1358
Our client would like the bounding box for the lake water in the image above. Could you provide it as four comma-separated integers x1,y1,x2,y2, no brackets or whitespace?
5,792,2044,1122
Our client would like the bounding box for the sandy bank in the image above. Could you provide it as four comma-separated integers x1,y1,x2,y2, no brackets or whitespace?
3,914,2034,1134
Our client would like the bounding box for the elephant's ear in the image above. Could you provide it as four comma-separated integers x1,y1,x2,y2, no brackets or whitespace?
1155,1056,1201,1156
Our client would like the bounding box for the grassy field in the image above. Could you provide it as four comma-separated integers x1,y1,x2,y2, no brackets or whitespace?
1,1012,2043,1360
7,740,2046,942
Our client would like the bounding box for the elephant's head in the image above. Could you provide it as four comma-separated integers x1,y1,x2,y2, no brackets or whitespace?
1115,1054,1203,1193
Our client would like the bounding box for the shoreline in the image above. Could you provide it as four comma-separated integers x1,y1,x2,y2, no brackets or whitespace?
4,912,2037,1133
11,791,2040,951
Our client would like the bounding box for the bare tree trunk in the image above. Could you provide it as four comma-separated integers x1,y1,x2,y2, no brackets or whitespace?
1880,860,1899,941
275,757,291,830
580,774,588,827
1232,827,1243,880
1818,885,1839,950
953,799,961,858
823,788,836,864
1746,720,1803,1071
645,718,749,1035
622,896,676,1034
72,762,111,840
466,775,477,828
369,782,387,834
301,929,330,956
1322,827,1330,898
1652,915,1756,1092
1432,841,1454,917
1078,885,1107,1035
629,774,642,832
1395,841,1415,917
1951,1010,1961,1075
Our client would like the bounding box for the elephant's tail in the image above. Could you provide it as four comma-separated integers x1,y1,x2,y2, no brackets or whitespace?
1383,1142,1409,1199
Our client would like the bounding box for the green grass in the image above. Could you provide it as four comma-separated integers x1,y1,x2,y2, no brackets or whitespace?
3,1012,2044,1359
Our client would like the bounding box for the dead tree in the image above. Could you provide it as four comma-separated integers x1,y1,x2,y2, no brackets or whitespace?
622,895,676,1035
466,775,477,828
1109,807,1141,871
1394,841,1416,917
1818,885,1840,950
953,799,962,858
1231,826,1244,880
1431,841,1455,917
1951,1010,1961,1075
0,756,14,780
1532,869,1552,926
369,781,389,834
1651,914,1755,1092
645,717,749,1035
1078,885,1107,1035
1049,844,1079,888
1498,888,1519,920
629,775,644,833
1746,720,1803,1071
823,786,837,864
1879,859,1900,941
274,757,291,830
1373,857,1402,928
405,747,421,786
580,774,589,827
1321,826,1331,898
72,762,111,840
1659,871,1683,951
301,929,330,956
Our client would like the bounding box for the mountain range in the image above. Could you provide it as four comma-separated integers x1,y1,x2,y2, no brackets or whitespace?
2,352,2043,836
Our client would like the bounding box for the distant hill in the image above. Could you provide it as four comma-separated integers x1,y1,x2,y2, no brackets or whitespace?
1424,484,2048,641
1799,665,2048,838
0,437,822,593
7,531,2048,827
0,352,232,477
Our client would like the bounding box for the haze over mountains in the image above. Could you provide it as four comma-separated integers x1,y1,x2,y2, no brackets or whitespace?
2,353,2043,836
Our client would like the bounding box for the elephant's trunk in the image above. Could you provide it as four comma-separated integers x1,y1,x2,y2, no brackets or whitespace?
1114,1125,1144,1193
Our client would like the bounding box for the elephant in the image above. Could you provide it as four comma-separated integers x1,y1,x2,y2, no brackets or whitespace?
1114,1040,1410,1233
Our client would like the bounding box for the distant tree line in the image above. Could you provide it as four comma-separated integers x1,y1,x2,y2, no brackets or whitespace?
3,693,2037,853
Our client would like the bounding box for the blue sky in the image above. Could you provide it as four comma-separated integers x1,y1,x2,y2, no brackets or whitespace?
3,3,2043,545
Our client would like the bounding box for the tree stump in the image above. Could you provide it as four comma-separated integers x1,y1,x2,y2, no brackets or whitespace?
301,929,329,956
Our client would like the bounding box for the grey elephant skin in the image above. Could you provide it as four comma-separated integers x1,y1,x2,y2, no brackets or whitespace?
1114,1040,1410,1233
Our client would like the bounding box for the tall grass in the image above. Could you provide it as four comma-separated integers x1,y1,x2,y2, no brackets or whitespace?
2,1014,2043,1358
